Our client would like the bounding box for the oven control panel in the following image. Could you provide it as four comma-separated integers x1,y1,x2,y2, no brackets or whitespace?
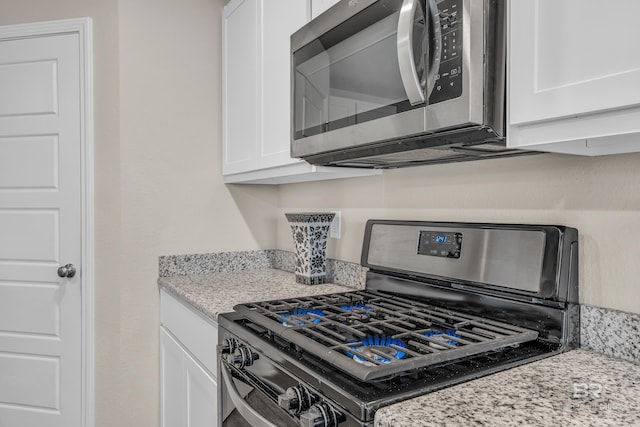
417,231,462,258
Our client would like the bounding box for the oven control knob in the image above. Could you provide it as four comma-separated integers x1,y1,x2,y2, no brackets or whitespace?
277,386,317,415
225,344,259,369
299,402,345,427
220,338,239,355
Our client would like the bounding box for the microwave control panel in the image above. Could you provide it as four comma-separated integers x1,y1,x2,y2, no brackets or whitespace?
417,231,463,259
429,0,463,105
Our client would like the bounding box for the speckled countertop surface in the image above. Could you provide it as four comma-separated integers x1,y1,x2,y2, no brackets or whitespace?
375,349,640,427
158,268,360,321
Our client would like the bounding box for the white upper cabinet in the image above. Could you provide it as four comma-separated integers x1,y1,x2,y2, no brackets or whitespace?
222,0,259,174
222,0,380,184
222,0,304,176
311,0,341,19
508,0,640,155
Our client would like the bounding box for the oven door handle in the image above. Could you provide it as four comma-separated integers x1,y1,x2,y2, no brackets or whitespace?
220,362,278,427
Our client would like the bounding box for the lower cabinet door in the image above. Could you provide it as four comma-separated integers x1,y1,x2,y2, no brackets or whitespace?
185,350,218,427
160,326,218,427
160,327,185,427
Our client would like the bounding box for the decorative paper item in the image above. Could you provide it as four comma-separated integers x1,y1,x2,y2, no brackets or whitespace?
285,212,335,285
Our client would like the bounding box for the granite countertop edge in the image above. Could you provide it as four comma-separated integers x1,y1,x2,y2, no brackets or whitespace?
158,268,362,322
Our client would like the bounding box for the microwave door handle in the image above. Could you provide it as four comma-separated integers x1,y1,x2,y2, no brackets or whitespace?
220,362,278,427
426,0,441,99
397,0,425,105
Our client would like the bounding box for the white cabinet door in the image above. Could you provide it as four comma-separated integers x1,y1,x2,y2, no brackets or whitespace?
508,0,640,155
222,0,259,175
160,327,219,427
259,0,308,170
222,0,381,183
160,289,218,376
185,350,218,427
223,0,307,174
160,291,219,427
160,327,185,427
311,0,340,19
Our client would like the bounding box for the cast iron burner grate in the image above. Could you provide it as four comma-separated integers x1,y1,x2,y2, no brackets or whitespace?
279,308,325,327
234,290,539,382
347,335,408,365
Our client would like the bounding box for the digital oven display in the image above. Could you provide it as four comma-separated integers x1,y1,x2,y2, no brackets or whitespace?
434,235,448,243
418,231,462,258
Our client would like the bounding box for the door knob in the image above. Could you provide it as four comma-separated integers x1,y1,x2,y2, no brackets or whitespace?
57,264,76,278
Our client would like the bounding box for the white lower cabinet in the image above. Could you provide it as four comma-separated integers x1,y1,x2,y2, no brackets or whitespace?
160,290,219,427
160,328,186,427
184,340,218,427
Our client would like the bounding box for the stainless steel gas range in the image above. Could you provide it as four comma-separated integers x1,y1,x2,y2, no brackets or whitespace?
217,220,579,426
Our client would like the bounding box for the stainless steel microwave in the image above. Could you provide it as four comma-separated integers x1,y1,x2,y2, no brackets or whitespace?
291,0,531,168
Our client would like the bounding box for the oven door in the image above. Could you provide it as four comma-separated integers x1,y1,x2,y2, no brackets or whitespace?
218,357,299,427
291,0,440,158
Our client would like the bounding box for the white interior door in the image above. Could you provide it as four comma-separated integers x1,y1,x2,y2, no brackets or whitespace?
0,31,83,427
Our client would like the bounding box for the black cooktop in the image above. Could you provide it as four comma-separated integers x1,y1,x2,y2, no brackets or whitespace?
220,309,559,420
233,290,543,382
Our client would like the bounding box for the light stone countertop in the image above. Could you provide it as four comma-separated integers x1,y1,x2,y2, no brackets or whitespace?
375,349,640,427
158,268,360,322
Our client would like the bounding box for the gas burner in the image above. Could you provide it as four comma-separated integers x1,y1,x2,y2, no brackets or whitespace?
424,330,460,350
279,308,325,327
346,336,407,366
340,303,373,321
340,304,372,312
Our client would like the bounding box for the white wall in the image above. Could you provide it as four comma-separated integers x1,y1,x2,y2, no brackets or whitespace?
117,0,277,424
0,1,280,426
278,151,640,314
